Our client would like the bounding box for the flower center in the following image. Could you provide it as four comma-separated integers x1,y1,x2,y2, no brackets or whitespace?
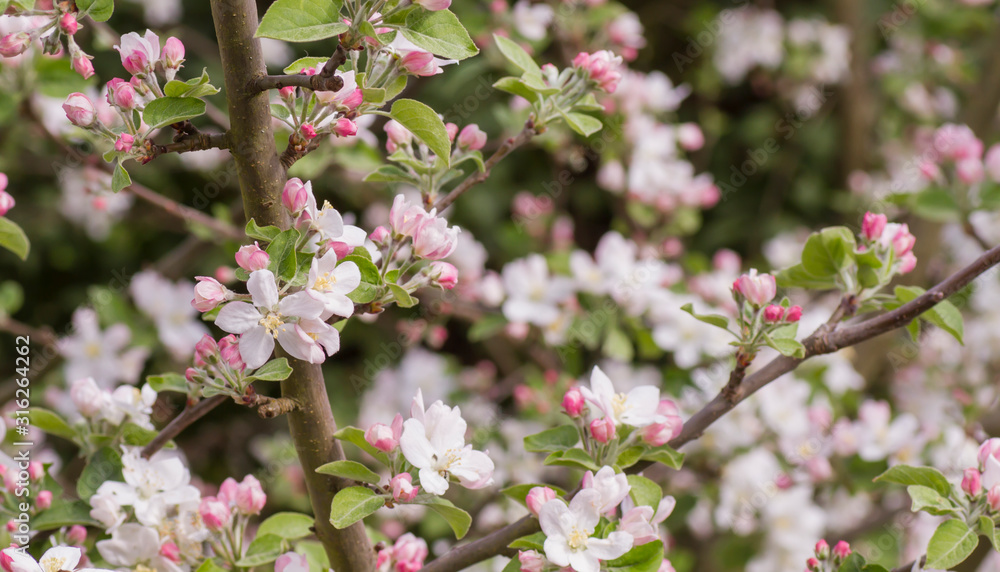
313,272,337,291
567,527,588,551
611,393,628,417
85,342,102,358
259,312,284,337
42,557,69,572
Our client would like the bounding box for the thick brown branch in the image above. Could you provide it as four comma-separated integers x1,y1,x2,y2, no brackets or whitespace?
433,119,539,212
149,131,230,159
141,395,228,459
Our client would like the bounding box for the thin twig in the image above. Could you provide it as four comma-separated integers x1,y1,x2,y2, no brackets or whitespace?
249,45,348,94
433,119,539,212
140,395,228,459
125,180,244,241
147,130,230,160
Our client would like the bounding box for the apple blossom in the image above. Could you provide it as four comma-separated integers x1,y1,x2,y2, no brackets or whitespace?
414,0,452,10
676,123,704,150
391,533,429,572
399,391,495,494
162,36,185,69
96,524,185,572
590,417,616,443
63,93,97,127
60,12,79,35
301,123,318,139
235,474,266,514
235,242,270,272
334,117,358,137
933,123,982,160
512,0,555,41
115,30,161,75
282,178,310,215
71,53,95,79
192,276,231,312
990,486,1000,511
580,366,663,428
199,496,231,530
67,525,87,545
215,269,332,368
832,541,851,559
366,414,403,452
159,542,180,564
641,400,684,446
0,188,14,217
539,488,634,572
446,122,459,141
429,261,459,289
814,539,830,560
458,124,487,151
400,50,438,76
563,386,586,417
275,552,310,572
518,550,545,572
962,468,982,496
526,486,557,516
979,438,1000,466
619,505,658,545
763,304,784,322
306,250,361,319
957,157,984,184
385,120,414,153
114,133,134,152
0,33,30,58
581,466,631,514
0,546,112,572
573,50,624,93
733,269,776,306
391,472,419,502
218,334,246,370
785,305,803,322
389,194,431,237
861,212,887,241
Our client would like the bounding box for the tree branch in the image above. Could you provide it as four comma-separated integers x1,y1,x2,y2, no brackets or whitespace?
249,45,348,94
421,241,1000,572
125,180,244,241
210,2,374,570
141,395,228,459
147,130,230,159
433,119,539,212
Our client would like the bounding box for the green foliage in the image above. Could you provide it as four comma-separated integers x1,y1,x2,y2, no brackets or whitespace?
256,0,348,42
315,460,382,484
0,217,29,261
329,486,386,528
142,97,208,130
925,519,978,569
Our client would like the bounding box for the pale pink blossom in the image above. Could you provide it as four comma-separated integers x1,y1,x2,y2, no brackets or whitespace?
115,30,161,75
391,472,419,502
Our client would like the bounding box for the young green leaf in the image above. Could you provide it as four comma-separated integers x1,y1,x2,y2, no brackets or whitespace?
925,519,978,569
329,486,385,528
400,9,478,60
256,512,315,540
142,97,207,130
0,217,30,261
316,460,382,484
492,34,541,74
874,464,952,497
256,0,349,42
524,425,580,453
389,99,452,165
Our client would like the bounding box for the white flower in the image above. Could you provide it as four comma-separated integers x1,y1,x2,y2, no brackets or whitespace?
539,489,634,572
399,391,495,495
854,400,920,462
130,270,208,360
89,446,200,529
500,254,573,327
216,269,330,368
58,308,149,388
306,251,361,319
512,0,554,41
0,546,112,572
299,182,369,252
579,366,661,428
96,524,184,572
581,466,631,514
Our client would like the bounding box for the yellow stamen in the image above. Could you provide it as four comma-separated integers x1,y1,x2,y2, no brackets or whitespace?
259,312,284,338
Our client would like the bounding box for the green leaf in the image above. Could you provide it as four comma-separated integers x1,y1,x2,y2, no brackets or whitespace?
364,165,415,184
388,284,418,308
492,34,540,74
524,425,580,453
419,497,472,539
256,512,315,540
147,372,188,393
764,334,805,358
362,87,387,105
400,8,478,60
235,534,285,567
32,501,98,531
801,226,856,279
389,99,452,165
837,553,867,572
627,475,662,509
680,303,730,330
28,408,75,440
195,559,228,572
284,57,330,75
316,460,382,484
925,519,978,569
605,540,663,572
111,161,131,193
500,484,566,507
256,0,349,42
615,446,645,469
329,486,385,528
266,229,300,283
911,189,961,222
332,426,390,465
492,77,541,103
77,447,124,500
906,485,956,516
560,111,604,137
641,445,685,470
76,0,113,21
122,422,159,446
508,532,546,552
543,448,600,471
977,515,999,552
894,286,964,344
164,68,220,99
142,97,207,131
246,219,282,242
0,217,29,261
248,358,294,381
776,263,838,290
874,464,952,497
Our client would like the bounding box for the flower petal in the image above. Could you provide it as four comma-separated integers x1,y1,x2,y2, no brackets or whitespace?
215,302,261,334
248,269,279,309
239,326,274,369
279,291,324,320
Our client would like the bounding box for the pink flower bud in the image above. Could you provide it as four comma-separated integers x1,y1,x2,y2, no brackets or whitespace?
333,117,357,138
192,276,229,312
785,305,803,322
115,30,160,75
979,438,1000,466
989,485,1000,511
734,269,776,306
218,477,239,505
642,399,683,446
281,178,309,214
525,486,556,516
385,120,413,153
391,472,419,502
236,474,266,515
518,550,545,572
28,461,43,481
63,93,97,127
891,224,916,256
235,242,270,272
429,261,459,289
590,417,616,443
806,557,820,571
162,37,185,69
70,377,104,417
562,386,586,417
458,124,487,151
279,86,296,100
160,542,181,563
389,194,430,237
0,32,31,58
341,88,363,110
36,490,52,509
677,123,704,151
112,83,137,111
962,468,982,496
399,50,437,76
194,334,218,366
301,123,318,139
72,53,95,79
219,334,245,371
414,0,452,10
275,552,310,572
814,539,830,559
60,12,79,35
67,524,87,545
832,541,851,560
572,50,624,93
413,216,460,260
861,212,887,241
366,422,399,452
114,133,135,152
199,496,231,530
957,158,984,184
763,304,784,323
370,226,390,244
0,190,14,217
445,122,459,142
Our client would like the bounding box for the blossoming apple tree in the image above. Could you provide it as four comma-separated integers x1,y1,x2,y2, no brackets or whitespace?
4,0,1000,571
